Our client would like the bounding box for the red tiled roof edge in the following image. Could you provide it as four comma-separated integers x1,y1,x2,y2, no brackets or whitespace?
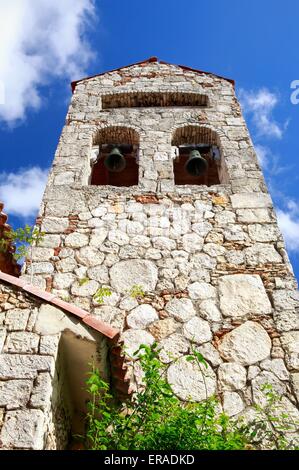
71,56,235,92
0,270,119,341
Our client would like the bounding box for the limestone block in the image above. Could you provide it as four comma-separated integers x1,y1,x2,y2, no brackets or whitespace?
5,332,39,354
39,334,60,356
0,409,44,449
75,246,105,266
34,304,95,341
247,365,261,381
159,333,189,363
244,243,282,266
121,329,155,358
182,233,204,253
225,250,245,266
108,230,130,246
93,306,126,330
148,318,178,341
218,363,247,391
274,311,299,332
167,356,216,401
203,243,226,257
110,259,158,293
280,332,299,370
218,321,271,365
90,228,108,246
192,221,212,238
87,265,109,283
187,282,216,300
0,328,6,352
119,296,139,311
29,373,52,411
31,248,53,262
260,358,289,381
0,380,32,410
291,373,299,402
27,262,54,275
39,234,61,248
214,210,236,225
251,371,286,406
196,342,222,367
71,279,99,297
248,224,280,242
56,257,77,272
183,317,212,344
152,237,176,251
222,392,244,416
271,290,299,311
230,193,272,209
130,235,151,248
5,308,30,331
41,217,69,233
65,232,89,248
165,298,196,322
223,225,247,241
218,274,272,318
53,273,75,289
236,208,271,223
126,305,159,329
0,354,54,379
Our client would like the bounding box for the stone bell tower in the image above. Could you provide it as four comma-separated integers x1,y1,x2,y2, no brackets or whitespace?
27,57,299,418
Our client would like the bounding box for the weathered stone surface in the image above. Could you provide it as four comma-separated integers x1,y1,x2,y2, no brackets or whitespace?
218,274,271,318
183,317,212,344
39,334,60,356
236,208,271,223
0,380,32,409
29,373,52,410
260,358,289,381
218,362,247,391
121,329,155,358
87,265,109,283
148,318,178,341
218,321,271,365
167,356,216,401
0,409,44,449
0,328,6,352
187,282,216,300
182,233,204,253
53,273,75,289
5,332,39,354
0,354,54,379
5,309,30,331
199,300,222,322
108,230,130,246
28,262,54,275
152,237,176,251
90,228,108,246
119,296,139,311
273,311,299,332
94,306,126,330
280,332,299,370
248,224,280,242
230,193,272,209
110,259,158,293
159,333,189,363
71,279,99,297
196,342,222,367
65,232,88,248
291,373,299,402
75,246,105,266
251,371,286,406
127,305,159,329
271,290,299,311
165,298,196,322
222,391,244,416
244,244,282,266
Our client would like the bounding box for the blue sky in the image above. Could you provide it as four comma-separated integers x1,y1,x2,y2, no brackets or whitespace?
0,0,299,280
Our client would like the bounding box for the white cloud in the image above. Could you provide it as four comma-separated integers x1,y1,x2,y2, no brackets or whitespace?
277,200,299,252
0,0,96,125
239,88,285,139
0,167,49,217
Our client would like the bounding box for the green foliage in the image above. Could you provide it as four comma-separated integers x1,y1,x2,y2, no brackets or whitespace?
128,284,145,299
0,224,45,261
93,286,112,305
84,344,248,450
78,277,90,286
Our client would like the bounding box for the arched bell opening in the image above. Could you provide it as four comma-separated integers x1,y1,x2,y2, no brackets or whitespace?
171,126,222,186
90,126,140,187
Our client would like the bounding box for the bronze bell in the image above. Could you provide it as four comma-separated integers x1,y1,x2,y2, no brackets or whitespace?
184,149,208,177
104,147,126,173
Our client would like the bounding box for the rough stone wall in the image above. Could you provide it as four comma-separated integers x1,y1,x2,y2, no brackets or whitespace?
0,281,109,449
25,61,299,419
